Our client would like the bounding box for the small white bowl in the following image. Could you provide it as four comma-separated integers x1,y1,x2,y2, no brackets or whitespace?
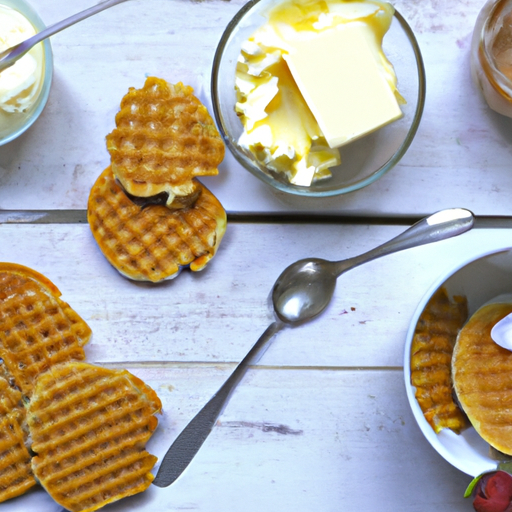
404,247,512,477
0,0,53,146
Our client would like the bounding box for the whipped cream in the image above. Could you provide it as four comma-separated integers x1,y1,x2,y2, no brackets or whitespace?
0,4,44,119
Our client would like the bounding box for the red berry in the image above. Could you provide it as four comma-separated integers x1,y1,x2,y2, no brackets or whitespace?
474,472,512,512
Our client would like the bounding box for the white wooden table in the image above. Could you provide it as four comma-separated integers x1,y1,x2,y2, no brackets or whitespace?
1,0,511,511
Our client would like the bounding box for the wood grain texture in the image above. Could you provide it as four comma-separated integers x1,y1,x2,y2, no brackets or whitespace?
0,222,505,510
0,0,511,215
0,367,473,512
0,0,510,508
0,223,510,367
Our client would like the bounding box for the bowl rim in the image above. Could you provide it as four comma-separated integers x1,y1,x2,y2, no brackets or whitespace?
0,0,53,146
403,246,512,477
211,1,427,197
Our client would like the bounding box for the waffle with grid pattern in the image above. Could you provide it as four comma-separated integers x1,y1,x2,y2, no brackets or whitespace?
88,166,227,282
106,77,224,208
28,361,162,512
0,263,92,398
410,287,469,434
0,365,36,503
452,301,512,454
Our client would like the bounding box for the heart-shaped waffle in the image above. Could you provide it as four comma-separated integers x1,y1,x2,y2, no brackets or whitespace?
106,77,225,207
0,263,92,398
28,362,162,512
88,167,227,282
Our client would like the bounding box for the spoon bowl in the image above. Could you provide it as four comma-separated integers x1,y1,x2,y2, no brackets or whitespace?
492,312,512,351
489,295,512,350
272,258,337,323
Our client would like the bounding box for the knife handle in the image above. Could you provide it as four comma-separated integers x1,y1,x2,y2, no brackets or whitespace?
152,320,283,488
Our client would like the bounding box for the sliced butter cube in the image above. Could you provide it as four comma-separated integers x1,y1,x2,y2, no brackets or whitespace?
290,159,315,186
283,23,403,148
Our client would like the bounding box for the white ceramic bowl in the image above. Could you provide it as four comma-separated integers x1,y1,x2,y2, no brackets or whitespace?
0,0,53,146
404,247,512,477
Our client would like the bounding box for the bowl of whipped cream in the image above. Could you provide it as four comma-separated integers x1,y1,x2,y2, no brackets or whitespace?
0,0,53,146
211,0,426,197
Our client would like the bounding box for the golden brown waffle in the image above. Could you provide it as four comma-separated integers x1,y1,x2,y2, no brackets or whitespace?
410,287,469,434
0,367,36,503
0,263,92,398
88,166,227,282
106,77,224,207
452,301,512,454
28,361,162,512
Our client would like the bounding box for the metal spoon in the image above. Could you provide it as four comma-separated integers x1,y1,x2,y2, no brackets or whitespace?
0,0,130,73
272,207,475,323
486,294,512,350
152,207,474,488
491,311,512,350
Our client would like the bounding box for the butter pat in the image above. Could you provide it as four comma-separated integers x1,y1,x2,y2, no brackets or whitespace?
284,23,403,148
235,0,401,186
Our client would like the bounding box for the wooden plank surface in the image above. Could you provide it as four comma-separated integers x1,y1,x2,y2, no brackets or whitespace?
0,222,510,367
0,0,511,215
0,367,474,512
1,0,512,509
0,221,509,511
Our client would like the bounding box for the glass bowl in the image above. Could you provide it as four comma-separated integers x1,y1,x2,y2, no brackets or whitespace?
404,247,512,477
0,0,53,146
211,0,426,197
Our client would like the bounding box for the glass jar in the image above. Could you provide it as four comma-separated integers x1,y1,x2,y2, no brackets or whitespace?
471,0,512,118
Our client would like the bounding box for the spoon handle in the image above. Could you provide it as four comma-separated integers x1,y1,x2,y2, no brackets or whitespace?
152,321,283,488
0,0,129,72
332,208,475,276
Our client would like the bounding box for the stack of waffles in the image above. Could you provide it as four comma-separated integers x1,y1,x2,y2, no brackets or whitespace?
88,77,227,282
0,263,162,511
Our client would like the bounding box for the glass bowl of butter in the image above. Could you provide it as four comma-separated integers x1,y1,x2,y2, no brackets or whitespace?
0,0,53,146
211,0,426,197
